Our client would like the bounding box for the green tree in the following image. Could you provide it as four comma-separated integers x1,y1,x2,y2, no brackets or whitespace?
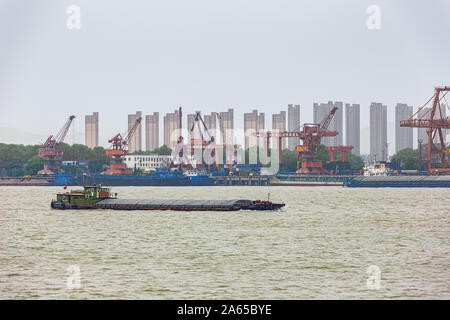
280,149,298,171
0,143,110,175
130,144,173,156
24,155,47,175
313,144,330,165
391,148,419,170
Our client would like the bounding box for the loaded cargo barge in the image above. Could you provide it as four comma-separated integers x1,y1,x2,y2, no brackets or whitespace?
344,175,450,187
269,173,352,186
50,186,285,211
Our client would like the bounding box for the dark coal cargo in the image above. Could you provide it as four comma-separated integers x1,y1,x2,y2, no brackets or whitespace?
50,186,285,211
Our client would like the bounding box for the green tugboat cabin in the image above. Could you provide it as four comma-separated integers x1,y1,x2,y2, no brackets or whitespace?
54,186,116,207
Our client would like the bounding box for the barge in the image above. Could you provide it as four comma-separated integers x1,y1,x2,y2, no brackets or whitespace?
269,173,352,186
50,186,285,211
344,175,450,188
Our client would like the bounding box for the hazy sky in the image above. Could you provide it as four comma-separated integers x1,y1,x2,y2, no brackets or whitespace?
0,0,449,153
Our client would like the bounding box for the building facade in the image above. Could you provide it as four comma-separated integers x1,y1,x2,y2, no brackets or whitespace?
85,112,99,149
272,111,286,149
163,109,181,149
287,104,300,151
124,154,173,172
203,113,217,134
128,111,142,153
145,112,159,151
187,111,202,140
345,103,360,155
219,108,234,144
313,101,343,146
370,102,388,162
395,103,414,153
244,110,265,150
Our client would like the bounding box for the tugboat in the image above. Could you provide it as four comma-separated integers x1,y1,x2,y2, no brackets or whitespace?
50,186,285,211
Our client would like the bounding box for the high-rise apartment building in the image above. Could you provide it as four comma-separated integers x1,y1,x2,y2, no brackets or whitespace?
345,104,360,155
128,111,142,153
370,102,388,161
219,108,234,144
313,101,343,146
164,109,181,149
244,110,265,150
187,111,202,139
287,104,300,151
203,113,217,134
145,112,159,151
85,112,99,149
272,111,286,149
395,103,414,153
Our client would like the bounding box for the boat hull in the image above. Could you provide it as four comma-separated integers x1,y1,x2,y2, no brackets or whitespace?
50,199,285,211
344,175,450,188
81,174,215,186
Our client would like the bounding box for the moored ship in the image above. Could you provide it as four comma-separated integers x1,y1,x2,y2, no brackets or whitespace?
81,169,215,186
269,172,351,186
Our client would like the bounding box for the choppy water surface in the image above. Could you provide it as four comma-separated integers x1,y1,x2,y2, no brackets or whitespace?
0,186,449,299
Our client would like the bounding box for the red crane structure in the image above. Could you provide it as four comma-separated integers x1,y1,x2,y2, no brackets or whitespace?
254,106,339,173
170,108,238,171
296,106,338,173
103,116,142,175
169,107,193,170
187,111,238,171
400,86,450,174
326,146,354,162
38,115,76,175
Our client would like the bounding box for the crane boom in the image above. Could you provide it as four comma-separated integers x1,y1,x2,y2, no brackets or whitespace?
124,117,142,146
103,117,142,175
37,115,76,175
320,106,338,132
400,86,450,173
55,115,76,144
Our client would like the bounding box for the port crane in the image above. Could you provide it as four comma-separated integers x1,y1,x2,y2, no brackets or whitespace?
187,111,222,171
104,116,142,175
169,107,195,170
38,115,76,175
254,106,339,173
214,112,237,171
169,108,238,171
400,86,450,174
295,106,338,173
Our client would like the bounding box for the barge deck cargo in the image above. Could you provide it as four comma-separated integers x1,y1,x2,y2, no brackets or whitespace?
344,175,450,187
50,186,285,211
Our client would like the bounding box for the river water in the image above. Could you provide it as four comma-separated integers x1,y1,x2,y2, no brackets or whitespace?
0,186,449,299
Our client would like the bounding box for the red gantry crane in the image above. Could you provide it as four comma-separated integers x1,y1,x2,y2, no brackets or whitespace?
38,115,76,175
169,108,238,171
296,106,338,173
254,106,339,173
103,116,142,175
400,86,450,174
187,111,237,171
